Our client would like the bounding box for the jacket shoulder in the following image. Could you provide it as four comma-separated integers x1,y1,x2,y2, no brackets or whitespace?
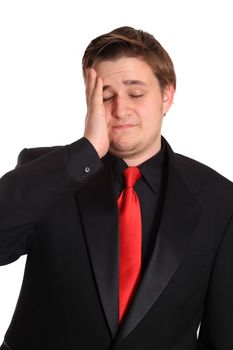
16,145,62,168
173,152,233,194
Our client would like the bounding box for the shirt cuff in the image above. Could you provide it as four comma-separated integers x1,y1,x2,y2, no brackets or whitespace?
67,137,103,183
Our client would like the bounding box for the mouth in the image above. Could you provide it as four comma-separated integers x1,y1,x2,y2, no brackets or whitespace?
112,124,137,130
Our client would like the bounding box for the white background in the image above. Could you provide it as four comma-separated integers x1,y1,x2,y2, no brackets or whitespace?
0,0,233,342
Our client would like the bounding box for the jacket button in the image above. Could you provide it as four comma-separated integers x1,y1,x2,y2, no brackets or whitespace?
85,166,91,173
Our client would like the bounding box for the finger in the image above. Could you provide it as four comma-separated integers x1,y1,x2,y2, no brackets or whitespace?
85,69,92,106
85,69,90,105
86,68,97,106
92,74,103,107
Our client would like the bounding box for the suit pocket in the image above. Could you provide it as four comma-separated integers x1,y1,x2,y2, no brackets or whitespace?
178,253,210,269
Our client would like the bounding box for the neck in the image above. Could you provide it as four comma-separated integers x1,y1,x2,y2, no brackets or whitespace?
123,140,162,167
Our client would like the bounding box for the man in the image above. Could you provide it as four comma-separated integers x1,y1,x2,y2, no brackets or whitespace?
0,26,233,350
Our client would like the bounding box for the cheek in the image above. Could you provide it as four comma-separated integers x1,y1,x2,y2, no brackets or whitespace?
147,97,163,111
137,100,162,121
134,101,151,117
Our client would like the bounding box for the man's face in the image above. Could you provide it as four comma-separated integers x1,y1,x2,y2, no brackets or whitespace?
93,57,174,164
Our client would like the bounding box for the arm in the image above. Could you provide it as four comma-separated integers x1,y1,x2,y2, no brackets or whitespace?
0,68,110,266
0,137,102,265
198,214,233,349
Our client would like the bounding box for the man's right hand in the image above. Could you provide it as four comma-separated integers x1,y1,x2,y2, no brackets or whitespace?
83,68,110,159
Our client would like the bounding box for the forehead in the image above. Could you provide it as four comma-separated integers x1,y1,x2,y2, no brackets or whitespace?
92,57,156,86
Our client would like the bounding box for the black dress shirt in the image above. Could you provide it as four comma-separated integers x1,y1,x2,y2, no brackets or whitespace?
109,138,168,276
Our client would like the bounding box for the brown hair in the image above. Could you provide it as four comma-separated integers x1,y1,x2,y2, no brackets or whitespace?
82,26,176,91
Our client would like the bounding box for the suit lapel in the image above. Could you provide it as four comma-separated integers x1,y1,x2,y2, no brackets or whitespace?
115,140,202,342
75,155,119,339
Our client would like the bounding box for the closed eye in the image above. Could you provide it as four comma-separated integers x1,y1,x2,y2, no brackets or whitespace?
130,94,143,98
103,94,144,102
103,96,113,102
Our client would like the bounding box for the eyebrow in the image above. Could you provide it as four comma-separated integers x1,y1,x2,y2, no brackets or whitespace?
103,80,147,91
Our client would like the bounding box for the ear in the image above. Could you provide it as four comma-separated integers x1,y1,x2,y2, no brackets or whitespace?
162,84,175,115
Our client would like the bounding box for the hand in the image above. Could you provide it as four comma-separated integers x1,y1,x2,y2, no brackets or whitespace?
83,68,110,158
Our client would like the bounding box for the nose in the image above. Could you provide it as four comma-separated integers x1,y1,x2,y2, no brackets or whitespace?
111,95,130,119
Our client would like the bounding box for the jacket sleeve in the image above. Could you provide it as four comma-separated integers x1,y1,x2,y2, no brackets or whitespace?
197,213,233,349
0,137,103,266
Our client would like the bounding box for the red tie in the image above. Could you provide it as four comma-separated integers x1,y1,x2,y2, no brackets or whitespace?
118,166,142,323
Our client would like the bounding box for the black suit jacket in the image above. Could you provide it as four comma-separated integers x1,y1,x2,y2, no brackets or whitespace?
0,136,233,350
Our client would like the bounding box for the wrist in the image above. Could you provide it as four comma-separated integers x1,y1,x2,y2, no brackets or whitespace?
83,136,107,159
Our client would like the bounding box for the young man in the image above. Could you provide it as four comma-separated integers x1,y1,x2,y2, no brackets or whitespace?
0,26,233,350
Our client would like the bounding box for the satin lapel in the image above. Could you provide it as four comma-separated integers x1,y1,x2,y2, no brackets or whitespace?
116,145,202,342
75,155,119,339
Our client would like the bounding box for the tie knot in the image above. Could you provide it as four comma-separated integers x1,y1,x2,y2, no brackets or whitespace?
123,167,141,188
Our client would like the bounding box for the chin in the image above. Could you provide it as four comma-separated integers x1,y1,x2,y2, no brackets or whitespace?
109,140,138,157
